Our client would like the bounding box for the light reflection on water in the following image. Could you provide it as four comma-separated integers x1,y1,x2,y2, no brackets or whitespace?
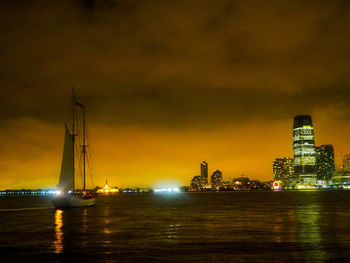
103,207,111,235
82,208,88,233
297,203,328,261
53,209,63,254
81,208,88,248
2,192,350,261
102,206,112,255
297,203,321,243
272,217,282,243
166,224,180,243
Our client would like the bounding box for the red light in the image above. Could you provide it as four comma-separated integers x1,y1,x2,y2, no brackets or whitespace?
274,182,279,187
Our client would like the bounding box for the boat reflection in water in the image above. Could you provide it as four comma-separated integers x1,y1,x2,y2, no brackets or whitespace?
53,210,64,254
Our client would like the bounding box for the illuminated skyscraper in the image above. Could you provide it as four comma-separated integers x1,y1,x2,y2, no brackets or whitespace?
210,170,222,189
272,157,295,187
293,115,317,185
315,145,335,183
201,161,208,186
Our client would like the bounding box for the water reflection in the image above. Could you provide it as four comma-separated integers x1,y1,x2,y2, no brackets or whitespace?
82,208,88,233
28,192,350,261
273,217,282,243
81,208,88,248
102,207,112,255
166,224,180,243
53,209,64,254
297,203,327,261
103,207,111,235
298,204,321,242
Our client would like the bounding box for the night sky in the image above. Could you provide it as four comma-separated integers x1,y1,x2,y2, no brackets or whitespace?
1,0,350,189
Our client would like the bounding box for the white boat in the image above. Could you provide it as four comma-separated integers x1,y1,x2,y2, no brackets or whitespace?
52,194,95,208
52,88,96,208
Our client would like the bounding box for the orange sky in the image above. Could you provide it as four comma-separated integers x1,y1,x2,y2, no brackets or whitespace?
1,105,350,189
1,0,350,189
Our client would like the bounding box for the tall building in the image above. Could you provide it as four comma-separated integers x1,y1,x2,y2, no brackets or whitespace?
201,161,208,186
272,158,295,186
343,155,350,174
211,170,223,189
315,145,335,183
293,115,317,185
190,175,202,191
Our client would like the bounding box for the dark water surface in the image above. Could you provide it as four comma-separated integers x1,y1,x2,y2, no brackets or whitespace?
1,191,350,262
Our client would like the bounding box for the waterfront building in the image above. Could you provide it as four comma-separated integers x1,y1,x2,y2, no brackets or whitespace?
211,170,223,190
293,115,317,185
272,158,295,187
96,180,119,194
333,154,350,186
222,176,251,190
343,155,350,174
315,145,335,185
201,161,208,186
190,175,203,191
332,171,350,186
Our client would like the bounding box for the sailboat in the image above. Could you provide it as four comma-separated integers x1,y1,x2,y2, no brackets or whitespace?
52,89,96,208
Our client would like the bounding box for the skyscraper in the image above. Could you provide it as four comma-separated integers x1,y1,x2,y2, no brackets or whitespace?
315,145,335,183
211,170,223,189
293,115,317,185
272,157,295,187
201,161,208,186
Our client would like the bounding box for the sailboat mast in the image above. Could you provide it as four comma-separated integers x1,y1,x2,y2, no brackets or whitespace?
72,87,75,192
82,105,86,191
75,99,86,191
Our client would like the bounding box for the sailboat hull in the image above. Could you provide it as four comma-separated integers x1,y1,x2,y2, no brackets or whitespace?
52,195,96,208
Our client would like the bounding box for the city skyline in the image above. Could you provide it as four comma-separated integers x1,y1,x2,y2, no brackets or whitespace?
1,1,350,189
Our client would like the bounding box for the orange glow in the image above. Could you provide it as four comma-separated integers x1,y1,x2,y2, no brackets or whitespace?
53,209,63,254
1,106,350,189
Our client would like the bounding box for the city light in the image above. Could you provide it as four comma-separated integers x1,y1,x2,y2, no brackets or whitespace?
96,181,119,194
0,190,61,196
273,181,280,190
154,187,180,193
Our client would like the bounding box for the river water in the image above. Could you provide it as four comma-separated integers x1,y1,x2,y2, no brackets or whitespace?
0,191,350,262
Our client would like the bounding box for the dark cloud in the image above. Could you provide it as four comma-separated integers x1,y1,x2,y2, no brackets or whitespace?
0,0,349,126
1,80,350,128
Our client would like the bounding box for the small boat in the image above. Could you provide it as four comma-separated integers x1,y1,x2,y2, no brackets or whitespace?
52,88,96,208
